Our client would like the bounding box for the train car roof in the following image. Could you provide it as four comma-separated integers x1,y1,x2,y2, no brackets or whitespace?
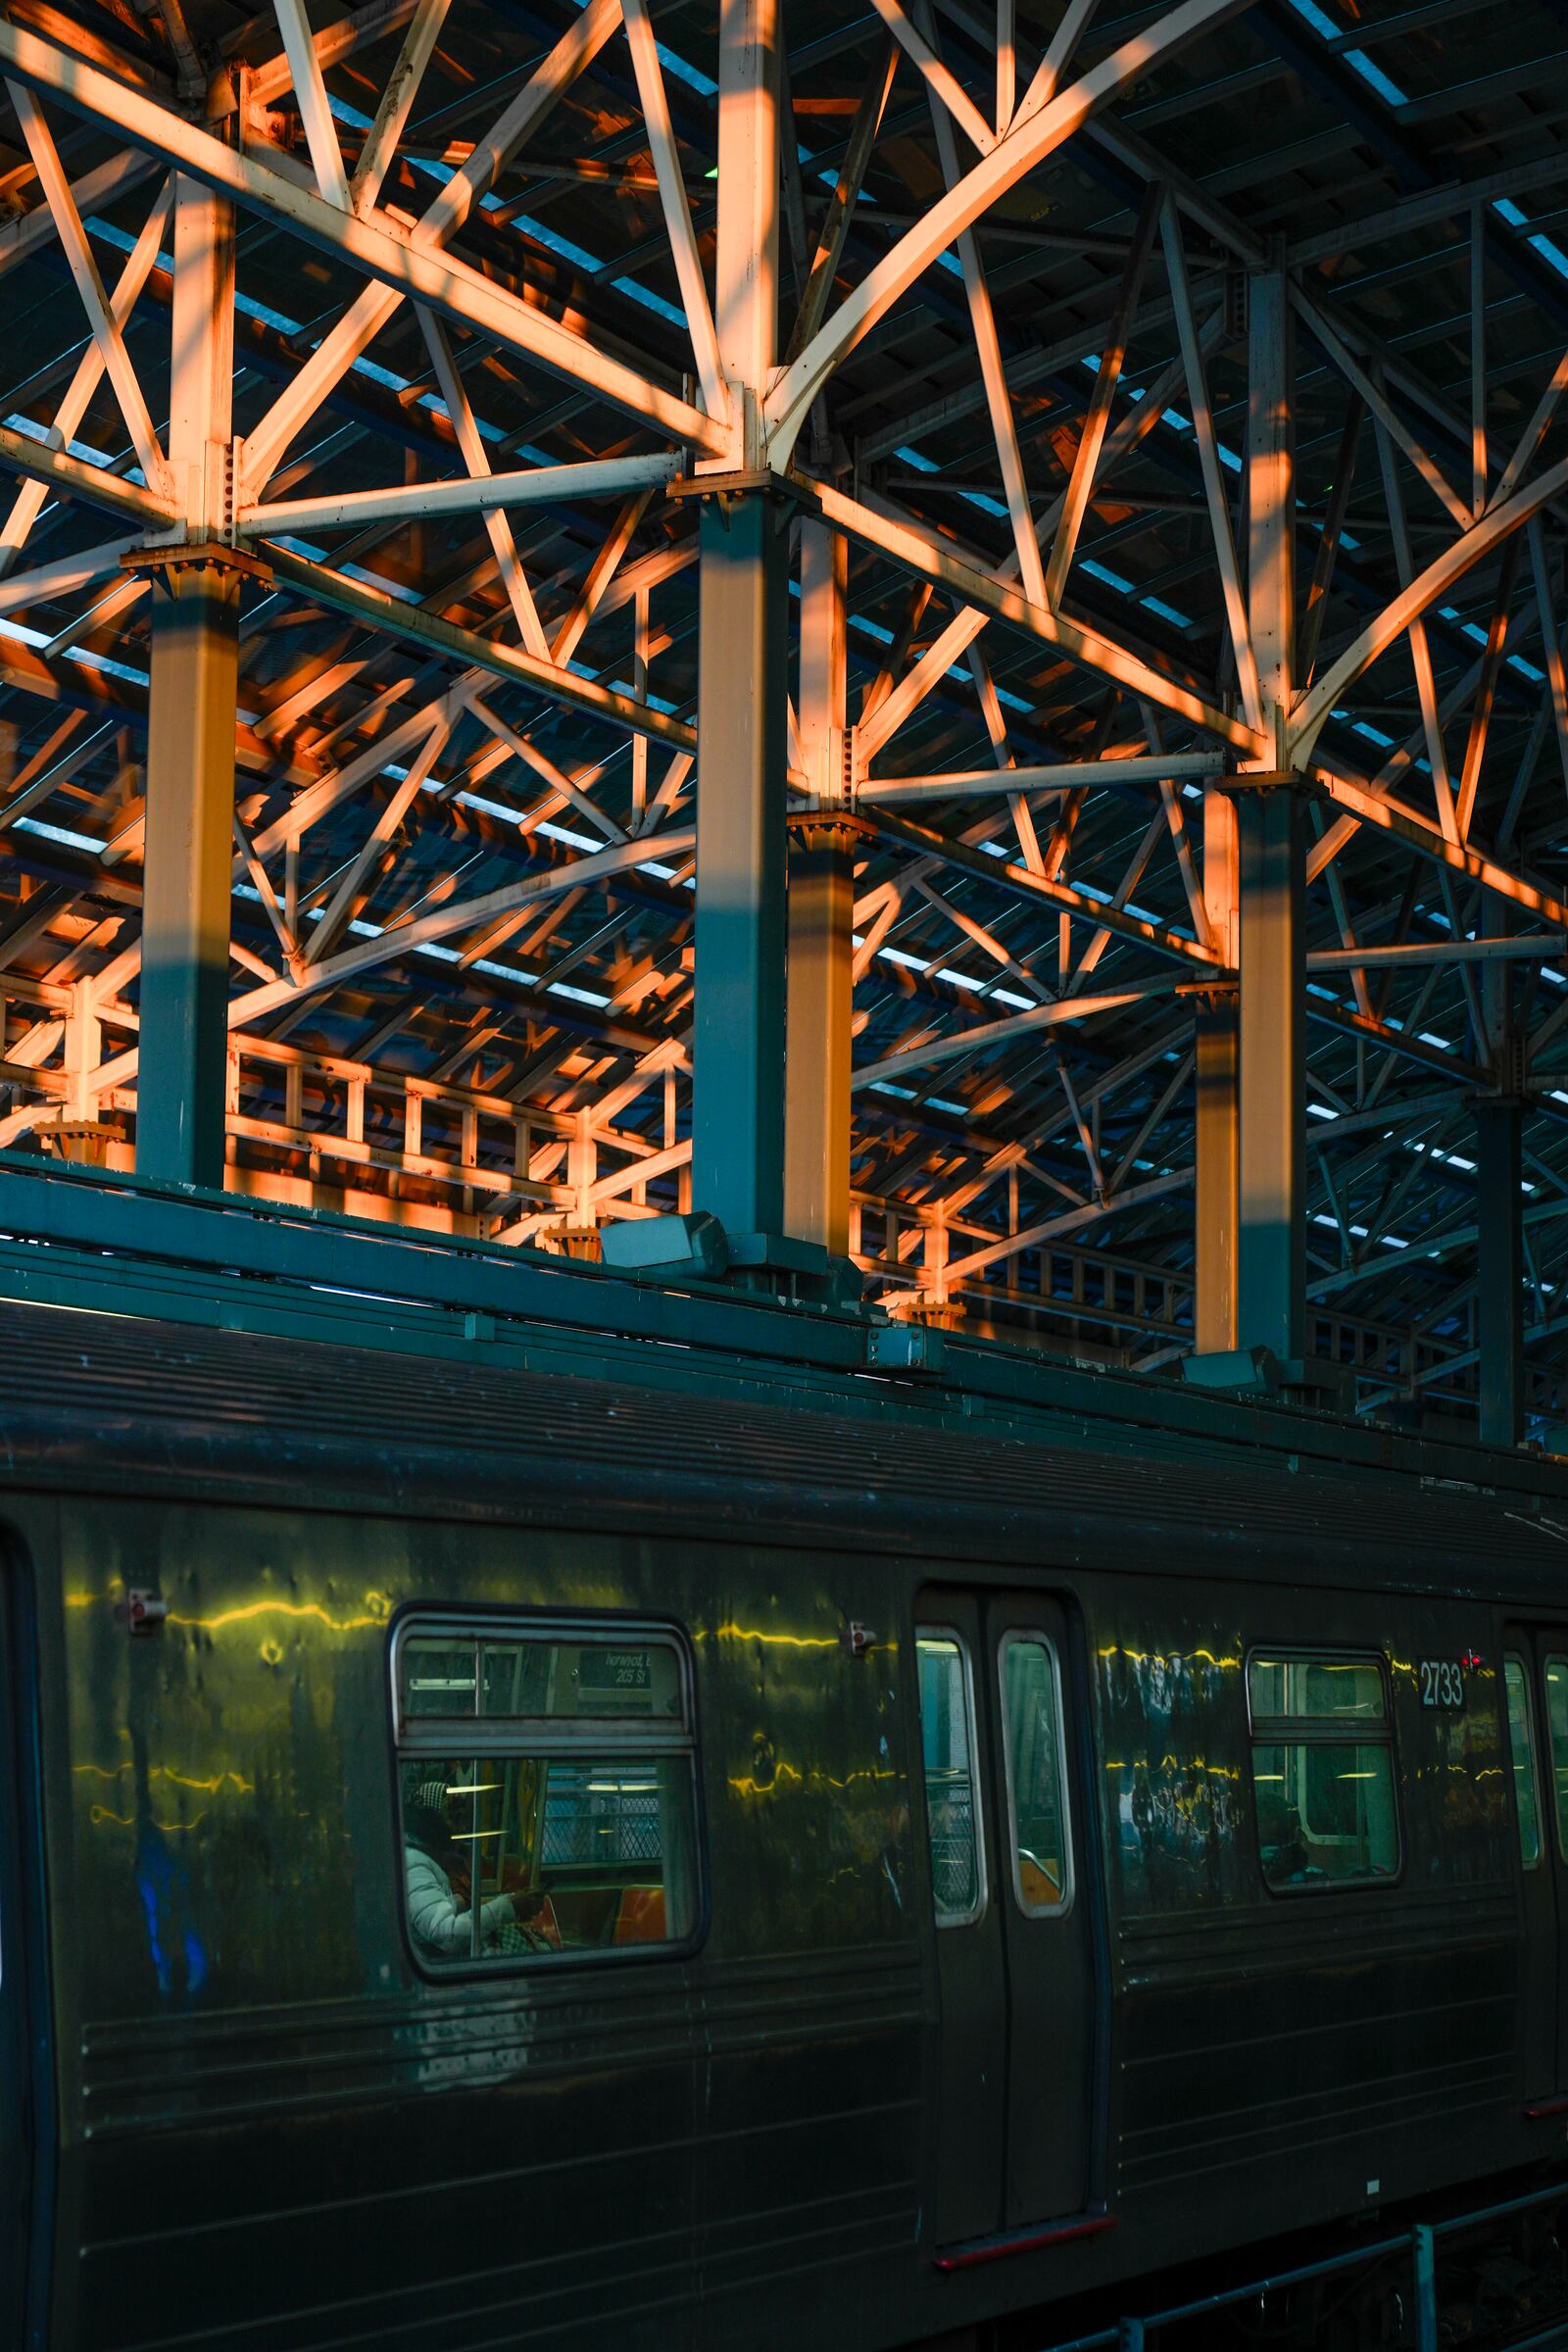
1,1295,1565,1606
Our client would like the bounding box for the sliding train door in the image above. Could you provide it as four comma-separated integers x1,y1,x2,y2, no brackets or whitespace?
1504,1627,1568,2103
915,1589,1095,2248
0,1559,43,2346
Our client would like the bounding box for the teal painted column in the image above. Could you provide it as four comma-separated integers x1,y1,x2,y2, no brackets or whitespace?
1195,789,1239,1354
785,519,855,1255
1236,783,1306,1365
1475,1095,1525,1446
1233,260,1305,1368
136,175,238,1192
691,490,789,1237
137,556,241,1188
688,0,788,1242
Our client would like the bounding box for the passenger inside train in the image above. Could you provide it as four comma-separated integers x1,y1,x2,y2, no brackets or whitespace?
401,1773,542,1959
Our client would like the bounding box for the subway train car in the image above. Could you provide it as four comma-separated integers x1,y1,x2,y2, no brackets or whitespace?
7,1290,1568,2352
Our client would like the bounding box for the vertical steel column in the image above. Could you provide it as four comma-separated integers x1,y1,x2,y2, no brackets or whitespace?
1475,1097,1525,1446
691,0,788,1238
1195,792,1239,1352
1236,786,1305,1363
1236,262,1305,1366
1476,892,1525,1444
137,176,237,1189
1248,265,1295,767
786,521,855,1253
694,495,789,1236
1412,2224,1439,2352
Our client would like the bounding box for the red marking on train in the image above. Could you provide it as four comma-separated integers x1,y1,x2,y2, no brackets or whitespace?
932,2214,1117,2271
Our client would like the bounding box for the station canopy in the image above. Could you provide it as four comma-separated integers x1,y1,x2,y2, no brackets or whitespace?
0,0,1566,1422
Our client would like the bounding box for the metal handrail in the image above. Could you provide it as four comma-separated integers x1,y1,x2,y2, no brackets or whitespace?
1036,2176,1568,2352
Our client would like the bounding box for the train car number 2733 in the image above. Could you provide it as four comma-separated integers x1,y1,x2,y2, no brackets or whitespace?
1418,1659,1466,1710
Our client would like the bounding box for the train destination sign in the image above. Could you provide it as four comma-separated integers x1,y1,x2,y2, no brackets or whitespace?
579,1649,653,1692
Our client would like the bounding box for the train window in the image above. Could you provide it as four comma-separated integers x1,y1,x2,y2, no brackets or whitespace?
1504,1656,1543,1869
1248,1655,1386,1720
1247,1650,1399,1892
392,1617,700,1970
1544,1658,1568,1858
999,1634,1071,1915
916,1629,985,1926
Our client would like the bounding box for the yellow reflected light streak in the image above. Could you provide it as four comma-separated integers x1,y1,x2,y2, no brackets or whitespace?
74,1762,255,1794
168,1597,387,1635
88,1804,210,1833
727,1758,900,1796
1097,1643,1242,1671
710,1622,842,1650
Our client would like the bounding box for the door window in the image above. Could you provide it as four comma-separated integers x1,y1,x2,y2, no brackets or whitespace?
1544,1657,1568,1858
999,1634,1072,1915
1505,1654,1543,1869
916,1629,985,1926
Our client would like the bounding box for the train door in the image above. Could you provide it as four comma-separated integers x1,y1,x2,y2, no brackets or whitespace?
0,1561,43,2346
1505,1627,1568,2102
915,1589,1095,2247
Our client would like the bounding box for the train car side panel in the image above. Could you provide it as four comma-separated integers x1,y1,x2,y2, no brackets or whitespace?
1100,1575,1518,2276
48,1494,923,2352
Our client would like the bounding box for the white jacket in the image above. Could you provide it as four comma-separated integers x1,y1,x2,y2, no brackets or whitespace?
404,1842,513,1957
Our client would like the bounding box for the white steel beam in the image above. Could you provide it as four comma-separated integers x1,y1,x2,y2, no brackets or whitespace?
349,0,451,213
765,0,1256,459
620,0,728,424
1293,284,1469,532
1291,449,1568,760
1016,0,1102,119
0,145,159,278
1373,417,1459,844
1045,181,1161,613
551,494,657,670
784,38,898,366
1304,764,1568,929
261,540,698,754
859,753,1224,801
246,0,425,107
1163,196,1262,736
854,980,1188,1087
869,803,1223,967
0,536,140,617
1307,936,1566,968
941,1167,1194,1285
415,306,551,659
0,417,176,530
802,474,1266,755
0,175,173,577
229,828,698,1026
243,455,681,540
866,0,996,156
7,85,173,504
0,15,721,468
271,0,352,210
303,712,451,965
922,33,1048,607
